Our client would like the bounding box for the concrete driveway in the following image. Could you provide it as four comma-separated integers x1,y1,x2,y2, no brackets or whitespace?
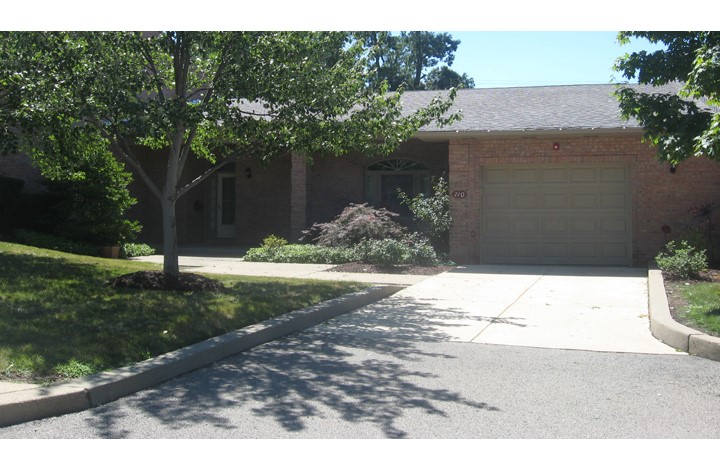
326,264,680,355
133,256,679,354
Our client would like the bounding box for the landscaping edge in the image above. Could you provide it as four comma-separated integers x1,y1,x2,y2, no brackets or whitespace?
0,284,403,428
648,265,720,361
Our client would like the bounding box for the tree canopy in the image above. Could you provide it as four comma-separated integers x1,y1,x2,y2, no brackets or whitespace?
614,31,720,165
361,31,475,90
1,31,459,277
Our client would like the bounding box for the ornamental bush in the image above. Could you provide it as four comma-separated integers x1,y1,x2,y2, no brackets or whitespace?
655,240,708,279
354,234,440,267
120,243,156,258
300,203,405,247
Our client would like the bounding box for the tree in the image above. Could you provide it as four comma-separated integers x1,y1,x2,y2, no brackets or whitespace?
614,32,720,165
424,66,475,90
362,31,473,90
1,31,458,278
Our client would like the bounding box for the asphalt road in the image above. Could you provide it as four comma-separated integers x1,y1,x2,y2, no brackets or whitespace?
2,314,720,439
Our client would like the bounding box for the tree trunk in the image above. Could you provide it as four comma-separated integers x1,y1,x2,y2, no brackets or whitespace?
161,194,179,278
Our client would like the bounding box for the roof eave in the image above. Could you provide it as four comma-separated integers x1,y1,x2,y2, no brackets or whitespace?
413,126,645,142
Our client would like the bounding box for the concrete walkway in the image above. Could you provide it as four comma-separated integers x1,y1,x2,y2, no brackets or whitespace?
134,254,433,285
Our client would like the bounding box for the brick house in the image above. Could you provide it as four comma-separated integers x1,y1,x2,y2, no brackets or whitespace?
6,83,720,266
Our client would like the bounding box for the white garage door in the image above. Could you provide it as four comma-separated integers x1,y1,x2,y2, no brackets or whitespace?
481,164,632,265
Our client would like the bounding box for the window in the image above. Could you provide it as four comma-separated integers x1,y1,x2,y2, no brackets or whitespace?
365,159,430,214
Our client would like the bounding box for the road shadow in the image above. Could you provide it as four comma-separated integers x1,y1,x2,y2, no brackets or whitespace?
84,296,505,438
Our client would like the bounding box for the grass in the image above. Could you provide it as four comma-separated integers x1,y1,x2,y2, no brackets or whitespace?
671,281,720,337
0,241,366,384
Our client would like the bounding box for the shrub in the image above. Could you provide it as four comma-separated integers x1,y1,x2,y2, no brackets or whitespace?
0,176,24,234
301,203,405,247
354,234,440,267
42,150,140,246
244,244,356,264
261,234,288,250
120,243,156,258
14,229,98,256
656,240,708,279
397,175,451,253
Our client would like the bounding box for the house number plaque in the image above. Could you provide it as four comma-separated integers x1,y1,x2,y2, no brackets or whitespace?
452,191,467,199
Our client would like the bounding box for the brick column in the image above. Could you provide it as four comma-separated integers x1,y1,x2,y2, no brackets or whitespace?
290,152,309,242
448,141,479,263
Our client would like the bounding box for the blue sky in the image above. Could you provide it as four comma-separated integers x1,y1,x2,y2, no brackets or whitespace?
448,32,661,88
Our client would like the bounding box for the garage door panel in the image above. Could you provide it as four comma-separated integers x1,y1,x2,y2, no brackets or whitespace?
513,193,539,209
543,193,568,209
571,193,599,209
602,217,628,233
543,218,569,233
570,168,596,183
542,168,568,183
601,167,628,182
512,169,539,183
571,218,599,233
516,218,540,233
602,192,629,209
481,164,631,265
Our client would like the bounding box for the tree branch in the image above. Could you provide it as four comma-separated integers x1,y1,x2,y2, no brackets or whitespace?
86,116,163,202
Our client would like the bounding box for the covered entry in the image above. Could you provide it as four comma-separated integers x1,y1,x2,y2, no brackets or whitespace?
480,163,632,265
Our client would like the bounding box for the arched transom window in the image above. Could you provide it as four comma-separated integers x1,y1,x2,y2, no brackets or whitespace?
365,159,431,214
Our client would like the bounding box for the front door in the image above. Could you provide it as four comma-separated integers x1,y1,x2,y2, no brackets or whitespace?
217,174,236,238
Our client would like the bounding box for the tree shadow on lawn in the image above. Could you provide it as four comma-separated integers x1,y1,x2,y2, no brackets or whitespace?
0,251,358,382
84,296,513,438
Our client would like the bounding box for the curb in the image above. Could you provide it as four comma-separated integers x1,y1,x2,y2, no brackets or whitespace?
647,267,720,361
0,284,403,428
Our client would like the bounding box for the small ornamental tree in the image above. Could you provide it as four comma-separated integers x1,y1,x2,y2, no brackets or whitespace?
1,32,459,280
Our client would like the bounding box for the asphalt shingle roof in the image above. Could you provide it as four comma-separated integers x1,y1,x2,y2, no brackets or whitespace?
401,82,686,135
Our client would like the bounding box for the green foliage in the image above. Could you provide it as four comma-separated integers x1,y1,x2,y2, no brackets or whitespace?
301,203,406,248
14,229,98,256
244,244,357,264
354,234,440,267
54,359,99,379
120,243,156,258
361,31,473,90
1,31,459,276
261,234,289,250
614,32,720,164
673,282,720,336
656,240,708,279
397,176,451,252
44,150,140,246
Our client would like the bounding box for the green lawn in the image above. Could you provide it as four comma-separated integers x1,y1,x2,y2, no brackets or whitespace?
671,281,720,337
0,241,365,384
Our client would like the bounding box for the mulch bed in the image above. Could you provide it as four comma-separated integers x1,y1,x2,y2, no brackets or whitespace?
662,268,720,337
327,262,454,275
111,270,224,292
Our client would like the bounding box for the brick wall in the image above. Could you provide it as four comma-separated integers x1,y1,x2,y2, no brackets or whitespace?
305,139,449,229
235,156,292,244
448,132,720,266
